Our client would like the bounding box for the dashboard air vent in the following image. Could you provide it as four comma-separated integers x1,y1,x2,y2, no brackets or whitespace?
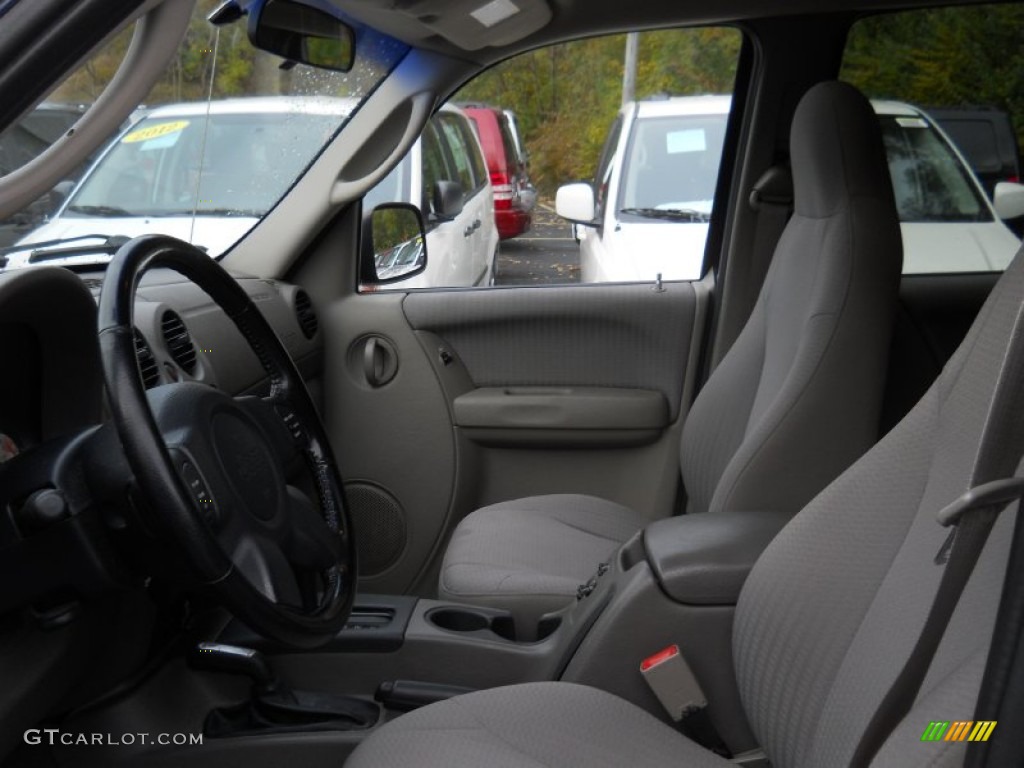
294,290,318,339
161,310,197,374
133,329,161,390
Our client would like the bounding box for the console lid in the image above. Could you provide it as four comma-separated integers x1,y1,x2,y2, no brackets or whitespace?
644,511,791,605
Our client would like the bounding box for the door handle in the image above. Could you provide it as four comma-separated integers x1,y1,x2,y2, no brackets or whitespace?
362,336,398,387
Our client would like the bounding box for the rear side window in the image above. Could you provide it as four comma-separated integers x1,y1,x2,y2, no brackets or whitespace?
458,117,489,188
496,115,521,177
367,26,742,290
842,5,1023,274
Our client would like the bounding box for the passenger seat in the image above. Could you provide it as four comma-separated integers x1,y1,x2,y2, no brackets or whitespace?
438,81,904,630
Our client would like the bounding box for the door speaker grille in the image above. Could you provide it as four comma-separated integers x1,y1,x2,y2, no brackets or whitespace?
344,483,406,576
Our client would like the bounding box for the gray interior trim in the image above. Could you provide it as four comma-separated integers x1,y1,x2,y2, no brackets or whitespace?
453,387,668,429
403,283,697,422
644,510,791,605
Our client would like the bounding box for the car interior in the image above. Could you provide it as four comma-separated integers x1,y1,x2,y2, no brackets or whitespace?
0,0,1023,767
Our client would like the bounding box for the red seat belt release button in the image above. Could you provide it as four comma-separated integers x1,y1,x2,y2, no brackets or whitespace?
640,644,707,721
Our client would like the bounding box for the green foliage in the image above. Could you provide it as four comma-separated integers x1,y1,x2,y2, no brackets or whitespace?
843,5,1024,148
51,0,255,107
456,28,741,193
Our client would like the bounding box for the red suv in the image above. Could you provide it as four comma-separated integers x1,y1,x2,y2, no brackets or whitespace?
460,104,533,239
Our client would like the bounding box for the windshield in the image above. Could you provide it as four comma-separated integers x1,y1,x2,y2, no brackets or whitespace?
878,115,990,223
619,113,726,220
68,108,346,218
0,0,408,269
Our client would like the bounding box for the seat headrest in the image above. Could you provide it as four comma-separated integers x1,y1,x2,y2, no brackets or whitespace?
791,81,893,218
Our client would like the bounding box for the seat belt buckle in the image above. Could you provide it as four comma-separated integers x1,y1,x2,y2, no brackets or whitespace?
639,644,707,721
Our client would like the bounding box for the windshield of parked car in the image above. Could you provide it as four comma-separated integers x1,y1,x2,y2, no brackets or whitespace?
878,114,991,223
619,113,726,220
67,108,346,218
0,0,408,269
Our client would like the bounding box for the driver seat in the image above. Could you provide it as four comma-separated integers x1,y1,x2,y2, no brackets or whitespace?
345,202,1024,766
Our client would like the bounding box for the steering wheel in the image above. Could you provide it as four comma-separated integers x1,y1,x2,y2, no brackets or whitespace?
97,235,355,648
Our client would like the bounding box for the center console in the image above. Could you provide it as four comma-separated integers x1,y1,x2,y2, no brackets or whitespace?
59,510,787,766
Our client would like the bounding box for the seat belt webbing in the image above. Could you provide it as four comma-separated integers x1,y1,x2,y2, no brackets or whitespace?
850,478,1023,767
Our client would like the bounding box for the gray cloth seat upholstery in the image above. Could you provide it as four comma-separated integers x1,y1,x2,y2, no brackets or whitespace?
439,494,647,620
347,157,1024,768
348,682,730,768
439,80,904,626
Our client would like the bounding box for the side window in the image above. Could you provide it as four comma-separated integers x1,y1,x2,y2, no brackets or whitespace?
420,121,451,220
460,119,489,189
841,5,1023,274
497,115,521,179
437,114,479,194
370,27,741,290
594,115,624,219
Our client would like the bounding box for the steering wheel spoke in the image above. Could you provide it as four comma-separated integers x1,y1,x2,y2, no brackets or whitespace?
284,485,345,571
226,528,304,608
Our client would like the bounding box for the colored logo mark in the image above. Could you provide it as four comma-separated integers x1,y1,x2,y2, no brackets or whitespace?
921,721,997,742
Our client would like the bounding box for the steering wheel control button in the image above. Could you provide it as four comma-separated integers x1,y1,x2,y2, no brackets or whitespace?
180,460,217,524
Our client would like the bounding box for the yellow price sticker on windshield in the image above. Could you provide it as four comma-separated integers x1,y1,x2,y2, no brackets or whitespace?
122,120,190,143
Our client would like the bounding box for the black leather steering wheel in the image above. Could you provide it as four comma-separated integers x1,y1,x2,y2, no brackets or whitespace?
97,235,355,648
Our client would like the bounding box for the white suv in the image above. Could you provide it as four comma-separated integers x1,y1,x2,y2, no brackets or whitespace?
558,95,1024,281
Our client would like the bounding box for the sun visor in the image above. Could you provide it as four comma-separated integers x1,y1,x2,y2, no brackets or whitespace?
339,0,552,51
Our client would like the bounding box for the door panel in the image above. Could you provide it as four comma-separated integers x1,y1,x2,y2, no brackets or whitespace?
327,281,707,596
403,284,698,422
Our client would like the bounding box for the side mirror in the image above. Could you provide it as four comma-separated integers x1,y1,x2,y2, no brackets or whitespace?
556,182,598,226
431,180,464,222
246,0,355,71
993,181,1024,221
361,203,427,285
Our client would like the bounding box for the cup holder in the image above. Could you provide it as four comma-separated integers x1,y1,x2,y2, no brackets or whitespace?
427,607,561,643
429,608,490,633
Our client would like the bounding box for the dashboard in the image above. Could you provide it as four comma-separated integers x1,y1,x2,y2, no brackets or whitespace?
0,265,323,446
0,264,324,752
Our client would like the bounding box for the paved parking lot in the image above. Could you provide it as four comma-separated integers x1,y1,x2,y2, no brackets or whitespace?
494,202,580,286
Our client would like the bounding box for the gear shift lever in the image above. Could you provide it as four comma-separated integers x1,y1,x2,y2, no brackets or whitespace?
187,642,379,735
190,642,280,694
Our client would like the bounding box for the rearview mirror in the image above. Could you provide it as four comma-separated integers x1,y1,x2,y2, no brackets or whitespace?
361,203,428,285
247,0,355,72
